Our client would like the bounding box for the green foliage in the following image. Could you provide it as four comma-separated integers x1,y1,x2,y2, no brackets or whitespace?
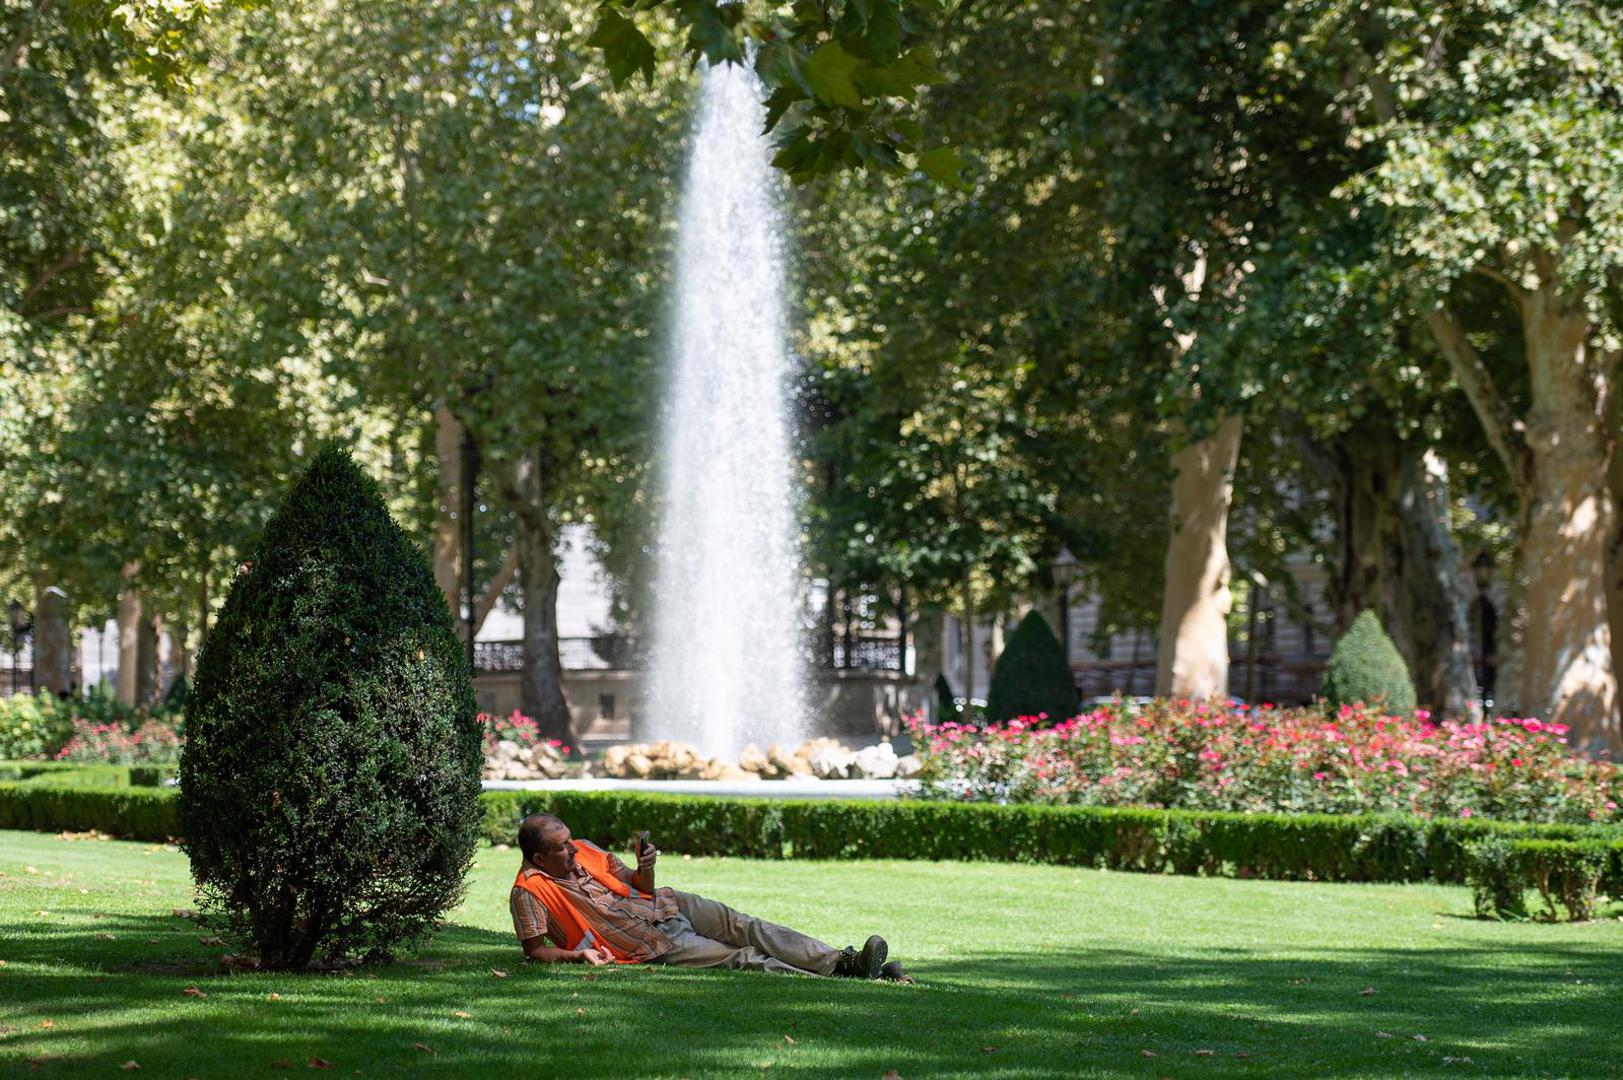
1320,610,1417,714
0,760,133,787
0,694,77,759
589,0,952,181
1467,838,1622,922
8,783,1621,899
129,764,176,788
179,446,482,970
985,612,1076,724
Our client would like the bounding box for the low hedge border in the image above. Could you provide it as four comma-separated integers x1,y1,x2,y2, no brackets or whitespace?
1465,837,1623,922
0,761,178,788
6,783,1617,909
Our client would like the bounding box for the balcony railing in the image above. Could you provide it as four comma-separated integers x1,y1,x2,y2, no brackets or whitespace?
473,632,908,674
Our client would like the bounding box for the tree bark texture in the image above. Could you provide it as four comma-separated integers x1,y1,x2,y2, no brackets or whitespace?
1310,431,1476,716
135,614,160,707
1155,415,1243,699
115,563,142,706
431,405,464,626
32,582,72,695
496,449,572,743
1516,291,1619,753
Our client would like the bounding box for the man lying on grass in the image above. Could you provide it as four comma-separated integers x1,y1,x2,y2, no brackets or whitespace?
510,813,909,981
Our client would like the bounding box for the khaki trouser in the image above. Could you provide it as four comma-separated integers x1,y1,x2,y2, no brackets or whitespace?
653,890,840,976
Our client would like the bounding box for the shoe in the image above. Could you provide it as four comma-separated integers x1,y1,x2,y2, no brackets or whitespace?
879,960,913,983
833,935,887,979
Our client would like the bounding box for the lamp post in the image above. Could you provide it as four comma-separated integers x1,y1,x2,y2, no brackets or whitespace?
1051,546,1077,663
1470,550,1496,704
8,600,32,696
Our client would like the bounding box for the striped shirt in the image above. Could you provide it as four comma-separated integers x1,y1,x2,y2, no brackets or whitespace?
509,843,679,962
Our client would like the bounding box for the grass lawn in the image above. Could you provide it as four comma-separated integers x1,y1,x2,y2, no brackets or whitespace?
1,830,1619,1078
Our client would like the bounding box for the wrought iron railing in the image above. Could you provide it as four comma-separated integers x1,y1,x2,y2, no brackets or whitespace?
825,636,903,671
474,635,638,673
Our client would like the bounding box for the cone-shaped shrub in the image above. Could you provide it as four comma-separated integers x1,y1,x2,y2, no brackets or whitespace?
986,611,1077,724
1320,609,1417,715
180,446,481,969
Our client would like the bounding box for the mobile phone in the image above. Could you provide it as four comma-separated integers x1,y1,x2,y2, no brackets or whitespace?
637,830,651,855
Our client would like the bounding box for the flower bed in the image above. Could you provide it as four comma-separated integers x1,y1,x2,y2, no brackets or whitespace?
908,700,1622,825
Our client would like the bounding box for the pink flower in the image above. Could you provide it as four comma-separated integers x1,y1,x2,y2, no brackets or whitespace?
1460,808,1474,819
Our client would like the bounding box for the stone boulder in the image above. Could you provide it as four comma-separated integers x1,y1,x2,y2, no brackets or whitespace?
852,740,899,780
895,753,923,780
808,745,857,780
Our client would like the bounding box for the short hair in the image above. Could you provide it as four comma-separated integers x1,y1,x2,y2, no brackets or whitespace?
518,813,567,860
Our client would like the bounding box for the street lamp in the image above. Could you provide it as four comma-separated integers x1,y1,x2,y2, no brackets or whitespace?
8,600,32,695
1051,546,1077,662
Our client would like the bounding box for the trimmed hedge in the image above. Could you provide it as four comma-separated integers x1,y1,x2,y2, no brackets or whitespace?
1466,837,1623,922
129,764,178,787
5,784,1619,904
0,761,135,788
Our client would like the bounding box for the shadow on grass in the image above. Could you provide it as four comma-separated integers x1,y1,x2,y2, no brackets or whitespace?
2,916,1620,1077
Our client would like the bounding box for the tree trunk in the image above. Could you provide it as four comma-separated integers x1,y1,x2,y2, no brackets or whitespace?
1155,414,1243,699
913,607,946,720
1393,448,1477,718
961,572,976,704
172,619,192,682
496,449,572,743
136,614,160,707
32,582,72,696
1518,292,1619,753
115,563,142,706
1312,430,1477,715
431,405,464,627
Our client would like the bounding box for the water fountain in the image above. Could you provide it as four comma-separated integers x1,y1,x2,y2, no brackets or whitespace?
645,59,808,760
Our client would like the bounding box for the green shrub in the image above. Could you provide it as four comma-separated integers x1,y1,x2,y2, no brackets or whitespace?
130,764,177,788
180,445,482,969
1320,610,1417,714
0,693,77,759
985,611,1077,724
1465,836,1530,919
0,761,132,787
0,783,179,837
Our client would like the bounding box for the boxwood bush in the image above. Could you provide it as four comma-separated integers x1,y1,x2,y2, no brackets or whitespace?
986,611,1077,724
180,446,481,969
1321,610,1417,714
7,784,1618,920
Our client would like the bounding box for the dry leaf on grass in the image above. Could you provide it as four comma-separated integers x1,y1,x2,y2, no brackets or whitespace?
200,937,225,947
980,1046,998,1054
882,1072,903,1080
307,1057,334,1070
1195,1049,1214,1057
1375,1032,1394,1039
267,993,282,1002
1442,1056,1474,1065
410,1043,434,1054
1360,987,1376,996
120,1061,140,1071
171,909,196,919
453,1011,472,1020
39,1019,55,1029
24,866,38,874
490,968,508,979
182,986,206,998
95,933,115,941
783,1035,796,1045
1140,1050,1158,1058
575,1008,584,1018
1413,1034,1428,1042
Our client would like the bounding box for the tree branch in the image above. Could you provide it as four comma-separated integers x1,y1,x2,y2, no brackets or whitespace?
1422,305,1532,494
470,545,519,638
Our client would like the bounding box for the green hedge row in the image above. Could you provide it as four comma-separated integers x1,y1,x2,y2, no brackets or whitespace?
0,761,177,788
1466,837,1623,922
4,783,1618,903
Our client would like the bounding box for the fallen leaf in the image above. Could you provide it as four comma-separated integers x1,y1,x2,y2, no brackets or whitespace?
1234,1052,1250,1059
121,1062,141,1071
95,932,115,941
307,1058,334,1070
172,909,196,919
200,936,225,947
374,996,385,1004
1360,987,1376,996
24,866,38,874
1140,1050,1158,1058
980,1047,997,1054
575,1008,584,1018
79,889,89,895
410,1043,434,1054
1375,1031,1393,1038
1129,1008,1140,1017
182,986,207,998
1413,1034,1428,1042
270,1061,291,1069
40,1019,55,1029
489,968,508,979
882,1073,903,1080
784,1035,796,1045
1195,1049,1214,1057
1443,1056,1474,1065
267,993,282,1002
146,938,158,945
453,1011,472,1020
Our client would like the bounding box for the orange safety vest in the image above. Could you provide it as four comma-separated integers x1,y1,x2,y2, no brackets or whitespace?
511,840,648,963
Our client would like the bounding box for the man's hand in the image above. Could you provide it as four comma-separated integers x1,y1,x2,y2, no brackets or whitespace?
577,947,612,966
636,838,658,874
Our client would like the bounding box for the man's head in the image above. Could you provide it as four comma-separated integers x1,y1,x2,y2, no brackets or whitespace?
518,813,575,877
